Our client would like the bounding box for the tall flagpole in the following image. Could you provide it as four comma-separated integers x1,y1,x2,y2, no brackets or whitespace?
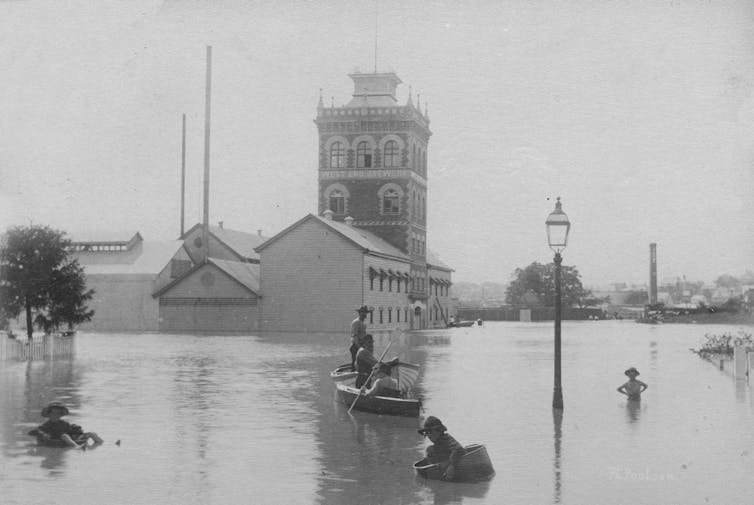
202,46,212,262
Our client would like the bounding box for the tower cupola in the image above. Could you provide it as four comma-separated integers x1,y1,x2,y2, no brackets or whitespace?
346,72,402,107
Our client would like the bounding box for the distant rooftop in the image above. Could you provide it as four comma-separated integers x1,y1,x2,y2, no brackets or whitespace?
76,240,184,275
68,231,143,252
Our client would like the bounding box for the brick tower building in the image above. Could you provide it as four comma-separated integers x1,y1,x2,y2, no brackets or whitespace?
315,72,432,308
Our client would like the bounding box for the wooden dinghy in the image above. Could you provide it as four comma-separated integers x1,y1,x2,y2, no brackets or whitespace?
331,362,421,392
414,444,495,482
330,363,358,382
335,383,422,417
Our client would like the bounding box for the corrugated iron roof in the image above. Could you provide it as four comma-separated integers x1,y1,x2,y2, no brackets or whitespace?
256,214,410,262
79,241,184,275
426,248,452,271
209,258,260,294
209,226,267,261
316,216,409,261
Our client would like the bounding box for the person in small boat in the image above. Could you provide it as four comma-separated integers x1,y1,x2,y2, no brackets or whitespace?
355,334,399,389
617,367,648,401
350,305,370,372
28,401,103,449
360,362,401,398
418,416,465,481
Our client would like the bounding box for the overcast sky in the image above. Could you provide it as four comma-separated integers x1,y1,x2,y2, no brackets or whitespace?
1,0,752,288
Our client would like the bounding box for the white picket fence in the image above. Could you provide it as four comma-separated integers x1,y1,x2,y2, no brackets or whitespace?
0,334,75,361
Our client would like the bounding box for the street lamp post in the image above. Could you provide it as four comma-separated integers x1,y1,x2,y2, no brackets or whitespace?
546,197,571,410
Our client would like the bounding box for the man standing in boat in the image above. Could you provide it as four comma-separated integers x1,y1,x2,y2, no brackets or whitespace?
350,305,370,371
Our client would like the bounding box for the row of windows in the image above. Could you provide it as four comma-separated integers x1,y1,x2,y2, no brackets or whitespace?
367,306,409,325
365,305,450,325
328,140,426,174
329,189,402,216
326,185,425,220
71,243,128,252
369,271,449,295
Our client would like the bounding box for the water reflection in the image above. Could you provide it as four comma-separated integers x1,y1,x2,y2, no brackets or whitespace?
414,477,491,505
735,379,748,404
1,357,83,474
316,409,424,505
625,400,642,423
649,340,658,371
552,409,563,504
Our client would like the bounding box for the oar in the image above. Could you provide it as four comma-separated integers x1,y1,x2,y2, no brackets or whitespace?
348,339,393,414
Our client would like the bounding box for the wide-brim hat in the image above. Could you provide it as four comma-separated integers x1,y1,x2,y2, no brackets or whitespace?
356,305,371,314
41,401,70,417
624,367,640,377
417,415,447,435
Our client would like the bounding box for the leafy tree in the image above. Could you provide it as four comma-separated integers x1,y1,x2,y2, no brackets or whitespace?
505,261,592,308
0,225,94,339
715,274,740,288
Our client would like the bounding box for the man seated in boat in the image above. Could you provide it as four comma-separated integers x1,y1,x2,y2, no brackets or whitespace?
418,416,466,480
360,362,402,398
28,401,103,449
355,334,399,389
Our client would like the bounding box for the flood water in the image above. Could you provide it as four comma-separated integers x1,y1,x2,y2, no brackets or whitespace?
1,321,753,505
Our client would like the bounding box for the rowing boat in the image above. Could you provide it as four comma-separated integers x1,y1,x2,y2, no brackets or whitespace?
413,444,495,482
330,363,357,382
330,362,421,395
335,383,422,417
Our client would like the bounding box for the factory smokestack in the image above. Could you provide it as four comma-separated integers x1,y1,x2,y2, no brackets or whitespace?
649,243,658,304
202,46,212,262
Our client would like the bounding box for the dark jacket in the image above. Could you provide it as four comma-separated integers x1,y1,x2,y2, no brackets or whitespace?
426,433,466,465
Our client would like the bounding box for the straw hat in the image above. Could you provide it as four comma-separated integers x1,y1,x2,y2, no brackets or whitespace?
41,401,70,417
624,367,640,377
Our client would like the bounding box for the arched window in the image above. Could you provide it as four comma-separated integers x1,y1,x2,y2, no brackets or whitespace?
383,140,399,167
383,189,400,214
388,307,392,323
357,141,372,168
329,141,345,168
329,189,345,214
379,308,384,324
